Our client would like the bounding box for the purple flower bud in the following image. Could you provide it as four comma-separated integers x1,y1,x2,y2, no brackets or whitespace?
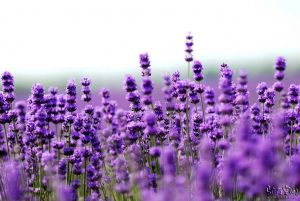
220,115,231,127
65,80,77,112
81,77,92,102
251,104,260,116
274,56,286,71
189,82,200,104
1,71,14,92
144,112,158,137
218,139,230,150
72,162,82,175
153,102,164,121
124,75,137,92
31,83,45,108
144,112,156,127
150,146,161,157
192,113,203,137
185,32,193,62
175,80,188,102
192,60,204,82
256,82,268,103
274,70,284,81
58,158,67,179
140,53,150,69
273,81,284,92
265,88,275,109
48,86,58,95
84,105,94,115
172,71,180,83
204,87,215,106
218,104,233,115
288,84,299,105
281,92,290,109
101,88,110,100
142,77,154,95
1,71,15,103
238,70,248,85
185,54,193,62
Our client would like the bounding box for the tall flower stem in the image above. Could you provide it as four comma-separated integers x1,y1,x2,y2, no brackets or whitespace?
262,103,265,139
83,146,87,201
67,123,72,185
290,120,294,158
187,62,191,79
3,124,10,159
185,101,192,162
296,132,299,147
199,90,206,123
277,92,281,109
290,105,295,158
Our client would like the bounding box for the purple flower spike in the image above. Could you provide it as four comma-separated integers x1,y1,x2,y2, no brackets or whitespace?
140,53,150,69
31,83,45,108
65,80,77,112
140,53,151,76
192,60,204,82
273,81,284,93
144,111,158,137
1,71,15,103
81,77,92,102
288,84,299,105
274,56,287,83
124,75,137,92
185,32,193,62
274,56,286,72
256,82,268,103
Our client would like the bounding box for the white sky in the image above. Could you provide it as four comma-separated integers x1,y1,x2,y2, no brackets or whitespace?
0,0,299,77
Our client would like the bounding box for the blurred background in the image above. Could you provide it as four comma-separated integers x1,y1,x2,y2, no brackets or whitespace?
0,0,299,107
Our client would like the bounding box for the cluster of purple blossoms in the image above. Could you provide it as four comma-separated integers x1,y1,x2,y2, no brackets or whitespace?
218,63,234,137
1,72,15,106
185,32,193,63
235,70,249,114
81,78,92,102
0,34,300,201
273,56,286,93
140,53,151,77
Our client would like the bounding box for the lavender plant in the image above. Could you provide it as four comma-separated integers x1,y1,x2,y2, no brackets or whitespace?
0,33,299,201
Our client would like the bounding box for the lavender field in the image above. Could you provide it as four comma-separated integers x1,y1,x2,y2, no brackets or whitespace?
0,33,300,201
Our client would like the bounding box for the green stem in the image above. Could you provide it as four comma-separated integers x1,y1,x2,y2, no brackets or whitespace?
67,158,70,185
277,91,281,109
200,93,206,123
223,126,227,139
187,62,190,79
13,120,19,146
55,124,59,140
262,103,265,139
67,123,72,185
3,124,10,159
83,152,87,201
290,105,295,158
290,120,294,158
185,96,191,159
